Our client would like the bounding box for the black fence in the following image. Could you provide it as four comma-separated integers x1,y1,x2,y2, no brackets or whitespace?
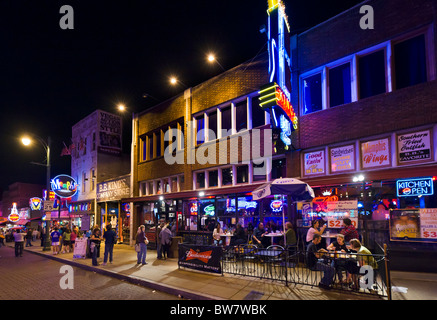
221,244,391,299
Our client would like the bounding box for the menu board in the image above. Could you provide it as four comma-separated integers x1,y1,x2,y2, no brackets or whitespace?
390,209,437,242
361,138,391,169
397,130,432,164
303,150,325,176
330,145,355,173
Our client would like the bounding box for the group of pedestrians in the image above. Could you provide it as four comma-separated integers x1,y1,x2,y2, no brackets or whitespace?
49,224,78,255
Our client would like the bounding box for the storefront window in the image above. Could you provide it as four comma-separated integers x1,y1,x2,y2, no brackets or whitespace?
199,198,216,231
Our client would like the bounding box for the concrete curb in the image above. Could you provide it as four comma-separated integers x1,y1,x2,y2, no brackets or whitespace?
20,246,221,301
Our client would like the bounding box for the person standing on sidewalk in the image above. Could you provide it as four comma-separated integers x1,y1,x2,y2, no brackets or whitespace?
13,229,26,257
50,227,61,255
136,225,148,265
25,228,33,247
156,220,164,260
159,223,173,259
90,228,103,266
102,224,116,265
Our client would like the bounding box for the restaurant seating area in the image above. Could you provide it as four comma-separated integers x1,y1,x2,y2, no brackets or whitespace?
221,244,390,298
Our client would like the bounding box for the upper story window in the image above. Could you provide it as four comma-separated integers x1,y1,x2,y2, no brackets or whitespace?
235,100,248,132
195,115,205,145
394,34,427,90
302,73,323,115
251,96,268,128
358,49,387,99
329,63,352,107
221,106,232,137
300,26,434,116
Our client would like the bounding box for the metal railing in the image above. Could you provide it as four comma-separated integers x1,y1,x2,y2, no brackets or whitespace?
221,244,391,299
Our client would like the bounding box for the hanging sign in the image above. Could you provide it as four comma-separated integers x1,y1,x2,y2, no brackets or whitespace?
51,174,79,198
30,197,43,210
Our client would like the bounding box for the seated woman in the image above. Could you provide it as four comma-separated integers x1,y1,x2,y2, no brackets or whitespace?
306,219,327,247
327,234,351,283
212,223,223,246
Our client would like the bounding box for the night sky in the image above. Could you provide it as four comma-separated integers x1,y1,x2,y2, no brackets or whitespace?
0,0,364,193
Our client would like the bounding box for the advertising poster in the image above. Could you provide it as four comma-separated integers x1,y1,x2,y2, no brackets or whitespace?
73,238,87,259
303,150,325,176
397,130,432,164
390,209,421,241
419,208,437,241
178,244,222,274
361,138,391,169
98,110,122,156
301,200,358,228
330,145,355,173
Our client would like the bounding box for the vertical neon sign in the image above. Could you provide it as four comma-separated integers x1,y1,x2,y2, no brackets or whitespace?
262,0,295,152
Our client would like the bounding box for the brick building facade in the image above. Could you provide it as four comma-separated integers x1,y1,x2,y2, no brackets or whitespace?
125,0,437,270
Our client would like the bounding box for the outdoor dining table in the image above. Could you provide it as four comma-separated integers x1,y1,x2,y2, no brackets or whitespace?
217,233,233,246
321,233,339,246
264,232,284,245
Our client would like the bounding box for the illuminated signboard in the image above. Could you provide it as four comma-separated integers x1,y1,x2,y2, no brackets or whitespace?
259,1,295,153
204,204,215,216
8,202,20,223
397,177,434,197
50,174,79,198
29,197,43,210
270,200,283,212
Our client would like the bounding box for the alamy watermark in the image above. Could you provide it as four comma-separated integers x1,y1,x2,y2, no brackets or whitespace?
163,122,273,176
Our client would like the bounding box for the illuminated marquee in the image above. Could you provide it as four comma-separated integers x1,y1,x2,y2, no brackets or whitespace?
50,174,78,198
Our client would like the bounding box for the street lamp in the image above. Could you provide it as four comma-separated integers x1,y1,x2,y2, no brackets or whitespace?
169,76,188,88
21,134,52,251
207,53,225,71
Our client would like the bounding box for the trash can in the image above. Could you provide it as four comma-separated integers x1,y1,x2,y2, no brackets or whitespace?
169,236,183,258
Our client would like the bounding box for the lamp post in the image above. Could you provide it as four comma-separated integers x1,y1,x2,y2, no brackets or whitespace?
22,135,52,251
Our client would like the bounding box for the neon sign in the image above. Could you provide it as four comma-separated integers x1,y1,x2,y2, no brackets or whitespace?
397,177,434,197
8,202,20,223
190,203,198,215
270,200,283,212
204,204,215,216
50,174,78,198
30,197,43,210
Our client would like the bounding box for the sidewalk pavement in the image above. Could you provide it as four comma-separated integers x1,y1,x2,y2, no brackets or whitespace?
4,240,437,300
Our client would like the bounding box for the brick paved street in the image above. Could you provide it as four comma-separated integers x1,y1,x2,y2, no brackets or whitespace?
0,246,180,300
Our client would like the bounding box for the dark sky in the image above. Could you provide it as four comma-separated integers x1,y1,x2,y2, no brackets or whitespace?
0,0,364,192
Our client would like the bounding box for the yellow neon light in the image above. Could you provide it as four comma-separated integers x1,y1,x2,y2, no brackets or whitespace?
259,92,276,101
258,84,277,95
260,97,278,106
267,0,279,13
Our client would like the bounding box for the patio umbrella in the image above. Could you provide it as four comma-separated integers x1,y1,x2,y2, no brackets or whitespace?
252,178,315,243
252,178,315,202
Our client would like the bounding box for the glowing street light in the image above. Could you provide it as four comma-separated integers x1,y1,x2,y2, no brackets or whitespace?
21,134,52,251
207,53,225,71
170,77,178,85
118,104,126,112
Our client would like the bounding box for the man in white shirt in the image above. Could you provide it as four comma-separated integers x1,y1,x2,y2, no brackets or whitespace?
13,229,26,257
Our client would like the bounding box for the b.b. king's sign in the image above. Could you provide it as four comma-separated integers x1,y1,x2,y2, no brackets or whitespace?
397,177,434,197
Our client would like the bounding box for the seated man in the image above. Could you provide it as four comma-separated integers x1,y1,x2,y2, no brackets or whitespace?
306,234,335,290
